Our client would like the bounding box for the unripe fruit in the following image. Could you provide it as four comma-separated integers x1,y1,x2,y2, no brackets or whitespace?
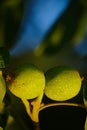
45,66,81,101
0,74,6,103
7,64,45,99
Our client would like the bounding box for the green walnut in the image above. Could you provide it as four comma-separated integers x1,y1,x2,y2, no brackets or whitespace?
45,66,81,101
8,64,45,99
0,72,6,103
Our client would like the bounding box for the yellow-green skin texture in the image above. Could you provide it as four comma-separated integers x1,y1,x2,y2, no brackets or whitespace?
45,66,81,101
8,64,45,99
0,127,3,130
0,76,6,103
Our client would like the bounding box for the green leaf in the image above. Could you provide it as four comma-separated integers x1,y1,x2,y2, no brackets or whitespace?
45,66,81,101
0,75,6,103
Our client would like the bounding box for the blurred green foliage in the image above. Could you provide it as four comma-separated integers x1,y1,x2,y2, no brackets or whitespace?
0,0,86,53
0,0,24,49
35,0,86,55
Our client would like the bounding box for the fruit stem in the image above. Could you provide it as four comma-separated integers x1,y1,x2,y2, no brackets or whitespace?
21,99,32,120
31,90,44,123
39,102,85,111
22,91,44,130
